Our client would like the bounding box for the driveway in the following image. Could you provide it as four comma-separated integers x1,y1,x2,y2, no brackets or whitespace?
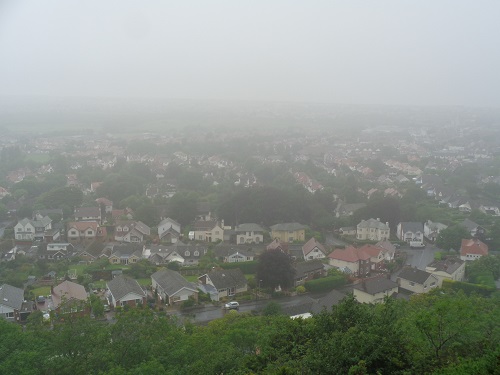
399,244,442,271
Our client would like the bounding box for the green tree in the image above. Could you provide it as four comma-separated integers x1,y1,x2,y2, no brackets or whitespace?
436,224,471,251
257,249,295,290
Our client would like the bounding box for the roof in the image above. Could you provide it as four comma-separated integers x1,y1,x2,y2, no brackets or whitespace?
0,284,24,310
460,239,488,256
302,238,327,256
107,275,145,301
270,222,307,232
235,223,264,233
357,244,384,258
294,260,325,278
33,215,52,228
67,221,99,232
398,267,434,284
353,277,398,295
52,280,87,308
74,207,100,217
213,245,255,259
206,268,247,290
461,218,482,231
375,241,396,253
96,197,113,206
133,221,151,235
158,217,181,228
266,239,288,252
328,246,371,263
152,268,197,296
426,258,464,275
399,222,424,234
357,218,389,230
110,244,143,258
193,219,218,231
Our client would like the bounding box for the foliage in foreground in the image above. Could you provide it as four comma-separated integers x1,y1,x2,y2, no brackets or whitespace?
0,291,498,375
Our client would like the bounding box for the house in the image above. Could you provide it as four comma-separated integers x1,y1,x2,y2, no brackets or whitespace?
396,222,424,243
198,268,248,301
212,245,256,263
114,221,151,243
31,215,53,241
234,223,265,244
293,260,326,286
108,244,142,265
78,241,106,262
270,222,307,243
478,202,500,216
397,267,439,294
44,228,62,243
192,219,224,243
357,244,389,271
461,219,486,238
356,218,390,241
374,241,396,262
51,280,89,316
14,218,36,242
158,217,181,243
424,220,448,242
38,243,74,261
143,245,185,265
112,208,134,221
167,241,208,265
74,207,101,223
0,284,25,322
302,237,328,260
67,221,99,241
106,275,146,309
95,197,113,213
328,246,371,276
460,239,488,261
151,268,199,306
425,258,465,286
353,277,399,304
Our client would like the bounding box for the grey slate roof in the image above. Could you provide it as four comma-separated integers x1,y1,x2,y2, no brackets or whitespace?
353,277,398,295
207,268,247,290
426,258,464,275
399,222,424,234
74,206,100,217
357,218,389,230
0,284,24,310
152,269,197,296
461,218,481,231
398,267,433,284
107,275,146,301
235,223,264,233
270,222,307,231
294,260,325,279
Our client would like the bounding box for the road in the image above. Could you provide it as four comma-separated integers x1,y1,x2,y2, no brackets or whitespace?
170,293,324,324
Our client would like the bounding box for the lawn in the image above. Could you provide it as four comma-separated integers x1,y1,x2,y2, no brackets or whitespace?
31,286,51,298
185,275,199,282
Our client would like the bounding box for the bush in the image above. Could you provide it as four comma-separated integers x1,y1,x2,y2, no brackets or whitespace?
220,261,258,274
262,301,283,316
181,299,196,310
442,279,495,297
296,285,306,294
304,275,347,293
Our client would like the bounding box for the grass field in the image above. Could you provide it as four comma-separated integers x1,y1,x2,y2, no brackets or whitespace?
31,286,51,297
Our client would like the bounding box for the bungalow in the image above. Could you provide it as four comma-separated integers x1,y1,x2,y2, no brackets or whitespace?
212,245,257,263
106,275,146,309
78,241,106,262
293,260,326,286
114,221,151,243
198,268,248,301
51,280,89,316
38,243,74,261
353,277,399,304
234,223,265,244
396,222,424,243
397,267,439,294
108,244,142,265
302,237,328,260
144,245,185,265
460,239,488,261
270,222,307,243
151,268,199,306
0,284,25,322
425,258,465,286
74,207,101,223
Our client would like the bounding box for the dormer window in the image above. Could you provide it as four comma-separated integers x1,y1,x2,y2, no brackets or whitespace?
194,251,199,256
185,251,190,256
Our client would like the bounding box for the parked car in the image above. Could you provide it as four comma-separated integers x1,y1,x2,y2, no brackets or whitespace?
36,295,46,304
224,301,239,310
103,304,111,312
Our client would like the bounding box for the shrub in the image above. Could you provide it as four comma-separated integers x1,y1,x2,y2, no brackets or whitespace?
304,275,347,293
442,279,495,297
296,285,306,294
181,299,196,310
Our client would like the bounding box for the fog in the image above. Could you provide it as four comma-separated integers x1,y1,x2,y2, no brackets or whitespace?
0,0,499,107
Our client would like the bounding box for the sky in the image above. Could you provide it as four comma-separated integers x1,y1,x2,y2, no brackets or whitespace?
0,0,499,107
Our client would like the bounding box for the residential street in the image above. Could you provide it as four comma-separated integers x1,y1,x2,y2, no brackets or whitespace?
170,293,326,324
400,243,442,270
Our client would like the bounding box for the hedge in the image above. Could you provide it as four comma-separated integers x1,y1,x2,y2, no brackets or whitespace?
220,261,258,274
442,279,495,297
304,275,347,293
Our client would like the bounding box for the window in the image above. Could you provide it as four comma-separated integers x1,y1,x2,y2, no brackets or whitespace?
5,312,14,318
87,230,93,235
239,237,244,244
135,299,141,304
71,230,77,235
17,228,21,232
185,251,190,256
194,251,199,256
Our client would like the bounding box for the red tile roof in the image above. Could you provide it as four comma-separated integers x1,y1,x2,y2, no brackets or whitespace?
328,246,371,263
302,237,326,256
460,239,488,256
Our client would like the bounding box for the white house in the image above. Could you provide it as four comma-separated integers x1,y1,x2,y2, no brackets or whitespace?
424,220,448,242
106,275,146,308
356,218,390,241
301,237,327,260
198,268,248,301
158,218,181,243
234,223,264,244
14,218,36,241
396,222,424,243
151,268,198,305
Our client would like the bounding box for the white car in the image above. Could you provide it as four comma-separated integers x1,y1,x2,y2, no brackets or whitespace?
224,301,239,310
